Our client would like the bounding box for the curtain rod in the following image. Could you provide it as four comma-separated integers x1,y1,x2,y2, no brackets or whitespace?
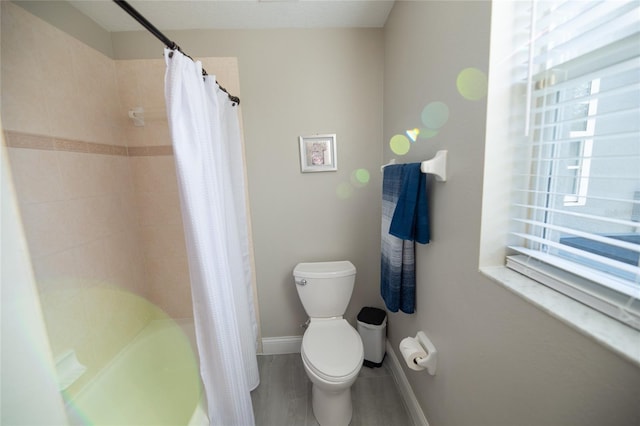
112,0,240,106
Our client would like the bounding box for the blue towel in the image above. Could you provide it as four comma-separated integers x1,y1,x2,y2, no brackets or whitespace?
380,163,429,314
389,163,430,244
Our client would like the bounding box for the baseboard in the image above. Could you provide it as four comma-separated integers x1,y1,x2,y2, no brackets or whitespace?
260,336,302,355
385,339,430,426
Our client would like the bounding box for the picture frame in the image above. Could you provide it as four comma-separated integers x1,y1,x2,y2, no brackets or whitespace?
299,134,337,173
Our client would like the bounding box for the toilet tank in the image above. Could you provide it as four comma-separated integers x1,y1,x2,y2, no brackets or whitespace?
293,261,357,318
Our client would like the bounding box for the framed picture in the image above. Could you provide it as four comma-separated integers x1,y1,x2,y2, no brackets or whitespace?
299,134,337,173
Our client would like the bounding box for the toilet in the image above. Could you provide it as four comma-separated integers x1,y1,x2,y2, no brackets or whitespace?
293,261,364,426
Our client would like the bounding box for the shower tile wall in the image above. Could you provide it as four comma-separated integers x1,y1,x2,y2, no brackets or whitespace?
1,1,149,394
1,2,238,395
116,59,193,319
2,2,246,396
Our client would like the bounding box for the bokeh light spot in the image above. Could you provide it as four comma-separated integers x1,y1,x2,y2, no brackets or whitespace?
418,128,439,139
390,134,411,155
457,67,488,100
60,288,200,425
421,101,449,129
350,168,370,188
336,182,354,199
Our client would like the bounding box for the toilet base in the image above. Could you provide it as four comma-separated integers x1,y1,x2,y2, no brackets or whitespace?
311,383,353,426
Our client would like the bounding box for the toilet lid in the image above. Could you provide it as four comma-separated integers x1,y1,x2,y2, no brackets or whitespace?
302,320,363,381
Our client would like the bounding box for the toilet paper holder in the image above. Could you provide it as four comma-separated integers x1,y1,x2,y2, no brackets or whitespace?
414,331,437,375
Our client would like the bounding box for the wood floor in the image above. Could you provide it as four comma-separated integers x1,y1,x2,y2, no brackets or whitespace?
251,353,412,426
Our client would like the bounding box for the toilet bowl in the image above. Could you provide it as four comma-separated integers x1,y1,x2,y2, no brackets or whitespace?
301,318,363,426
293,261,363,426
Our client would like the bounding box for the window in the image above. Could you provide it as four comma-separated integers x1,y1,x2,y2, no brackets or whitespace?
561,78,598,206
500,0,640,329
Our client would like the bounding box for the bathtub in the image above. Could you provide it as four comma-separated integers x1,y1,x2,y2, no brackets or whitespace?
65,319,207,426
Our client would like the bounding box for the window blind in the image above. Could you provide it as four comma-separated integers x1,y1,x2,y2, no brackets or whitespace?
507,0,640,329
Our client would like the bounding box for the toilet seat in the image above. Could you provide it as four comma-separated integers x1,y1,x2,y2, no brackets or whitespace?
301,319,363,383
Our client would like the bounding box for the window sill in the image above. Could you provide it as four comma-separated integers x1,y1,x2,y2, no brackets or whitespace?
480,265,640,367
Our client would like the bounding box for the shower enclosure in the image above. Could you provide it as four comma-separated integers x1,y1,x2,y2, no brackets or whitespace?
1,2,258,423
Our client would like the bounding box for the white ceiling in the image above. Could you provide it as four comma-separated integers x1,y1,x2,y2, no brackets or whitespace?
67,0,396,31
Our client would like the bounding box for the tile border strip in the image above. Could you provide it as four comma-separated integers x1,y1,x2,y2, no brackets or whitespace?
3,131,172,157
4,131,56,151
127,145,174,157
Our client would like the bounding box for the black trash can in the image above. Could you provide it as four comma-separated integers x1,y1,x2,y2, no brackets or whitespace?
356,307,387,367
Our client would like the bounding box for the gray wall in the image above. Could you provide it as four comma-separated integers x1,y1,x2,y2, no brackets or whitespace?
383,2,640,425
112,28,385,337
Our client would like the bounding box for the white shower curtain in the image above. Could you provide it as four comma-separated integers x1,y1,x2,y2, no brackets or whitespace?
164,49,259,426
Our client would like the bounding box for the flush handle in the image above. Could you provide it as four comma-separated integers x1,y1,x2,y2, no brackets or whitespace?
297,279,307,286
